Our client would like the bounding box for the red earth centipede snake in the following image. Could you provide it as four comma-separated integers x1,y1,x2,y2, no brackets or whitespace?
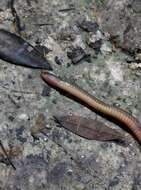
41,72,141,144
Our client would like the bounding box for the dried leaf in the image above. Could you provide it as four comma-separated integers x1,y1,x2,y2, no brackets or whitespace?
0,144,23,159
30,113,46,136
54,114,128,145
0,29,52,70
0,143,23,169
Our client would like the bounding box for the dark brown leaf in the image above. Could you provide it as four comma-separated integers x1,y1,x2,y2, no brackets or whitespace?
0,29,52,70
54,114,128,145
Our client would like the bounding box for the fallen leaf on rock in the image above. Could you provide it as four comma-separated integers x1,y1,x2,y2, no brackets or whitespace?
0,142,23,169
0,29,52,70
54,114,128,145
30,113,47,137
0,144,23,159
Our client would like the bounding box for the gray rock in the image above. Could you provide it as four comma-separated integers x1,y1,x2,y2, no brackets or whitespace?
99,0,141,53
0,0,141,190
0,0,8,10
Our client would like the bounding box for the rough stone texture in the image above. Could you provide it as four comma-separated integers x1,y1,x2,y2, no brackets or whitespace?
0,0,9,9
0,0,141,190
98,0,141,53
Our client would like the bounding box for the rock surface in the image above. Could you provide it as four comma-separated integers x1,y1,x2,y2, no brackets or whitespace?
99,0,141,53
0,0,141,190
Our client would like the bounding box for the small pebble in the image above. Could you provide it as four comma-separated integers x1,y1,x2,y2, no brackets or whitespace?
18,113,29,121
